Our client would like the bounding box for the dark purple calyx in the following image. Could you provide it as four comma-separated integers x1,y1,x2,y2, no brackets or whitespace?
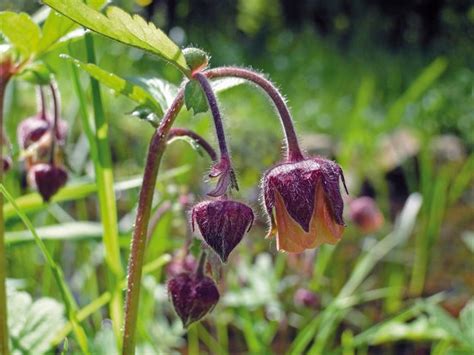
263,157,347,232
294,288,320,308
27,163,68,201
167,273,219,327
192,199,254,262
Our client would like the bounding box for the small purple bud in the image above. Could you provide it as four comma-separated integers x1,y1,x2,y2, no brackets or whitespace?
208,156,238,197
294,288,320,308
349,196,384,233
191,199,254,262
3,156,12,172
167,273,219,327
263,157,347,253
27,163,68,201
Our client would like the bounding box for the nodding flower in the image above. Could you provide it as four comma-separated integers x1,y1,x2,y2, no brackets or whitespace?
27,163,68,202
263,157,347,253
167,272,219,328
349,196,384,234
191,198,254,262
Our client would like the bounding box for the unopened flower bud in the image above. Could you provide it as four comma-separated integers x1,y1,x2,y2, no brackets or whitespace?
27,163,68,201
263,157,347,253
183,47,209,74
17,115,68,149
349,196,384,233
192,199,254,262
2,156,12,172
294,288,320,308
168,273,219,327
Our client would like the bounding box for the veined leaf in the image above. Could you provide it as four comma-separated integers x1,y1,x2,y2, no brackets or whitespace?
43,0,190,74
38,1,106,55
0,12,41,58
62,54,164,116
185,80,208,114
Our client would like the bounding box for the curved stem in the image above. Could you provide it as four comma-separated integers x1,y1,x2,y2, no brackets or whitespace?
49,81,59,165
37,85,47,120
168,127,217,162
204,67,304,162
193,73,230,159
122,89,185,355
195,251,207,278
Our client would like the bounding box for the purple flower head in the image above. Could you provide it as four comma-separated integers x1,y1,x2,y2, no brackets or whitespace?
263,157,347,253
3,156,12,172
17,115,68,150
349,196,384,233
167,273,219,327
294,288,320,308
191,199,254,262
27,163,68,202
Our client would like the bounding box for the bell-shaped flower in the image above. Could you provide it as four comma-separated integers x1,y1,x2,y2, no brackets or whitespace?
349,196,384,233
191,199,254,262
167,272,219,327
263,157,347,253
27,163,68,201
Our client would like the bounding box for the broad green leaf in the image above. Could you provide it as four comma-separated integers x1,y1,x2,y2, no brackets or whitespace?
8,288,66,354
43,0,190,74
16,62,52,85
130,105,160,127
134,77,179,111
62,54,163,116
460,300,474,347
0,12,41,58
38,1,107,55
184,80,208,114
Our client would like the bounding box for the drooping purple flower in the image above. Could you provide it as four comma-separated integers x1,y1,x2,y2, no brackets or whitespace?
27,163,68,201
167,273,219,327
349,196,384,233
263,157,347,253
191,199,254,262
17,115,68,150
294,288,320,308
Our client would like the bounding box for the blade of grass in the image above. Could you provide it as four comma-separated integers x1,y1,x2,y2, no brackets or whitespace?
81,33,124,343
0,184,90,354
51,254,171,345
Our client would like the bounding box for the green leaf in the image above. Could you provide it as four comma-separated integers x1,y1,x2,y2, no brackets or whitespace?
8,288,66,354
0,12,41,58
16,62,52,85
62,54,163,116
426,303,472,347
184,80,208,114
167,135,204,157
43,0,189,74
134,77,178,111
460,300,474,347
129,105,160,127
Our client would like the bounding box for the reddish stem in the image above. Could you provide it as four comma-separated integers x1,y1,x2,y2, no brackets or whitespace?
205,67,304,162
168,127,217,162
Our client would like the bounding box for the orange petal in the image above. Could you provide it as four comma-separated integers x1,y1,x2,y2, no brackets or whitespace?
274,190,318,253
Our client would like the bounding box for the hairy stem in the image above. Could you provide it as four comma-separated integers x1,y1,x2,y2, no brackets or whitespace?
0,78,10,355
194,73,230,158
205,67,304,162
122,89,185,355
168,127,217,162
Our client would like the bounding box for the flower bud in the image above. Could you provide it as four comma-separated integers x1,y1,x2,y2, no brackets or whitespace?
17,115,68,149
27,163,68,201
349,196,384,233
263,157,347,253
191,199,254,262
168,273,219,327
294,288,320,308
183,47,209,74
2,156,12,172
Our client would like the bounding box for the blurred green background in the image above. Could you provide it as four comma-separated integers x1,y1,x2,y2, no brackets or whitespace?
1,0,473,353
